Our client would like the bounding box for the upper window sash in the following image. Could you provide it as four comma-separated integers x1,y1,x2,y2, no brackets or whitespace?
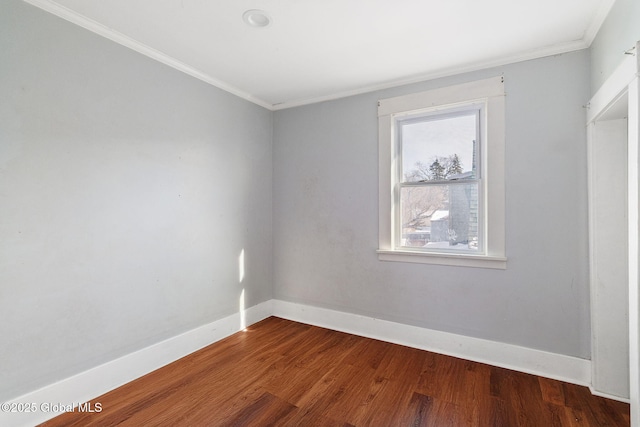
397,105,483,185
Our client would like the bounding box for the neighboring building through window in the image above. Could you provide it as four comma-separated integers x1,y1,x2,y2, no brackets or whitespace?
399,105,481,252
377,76,506,269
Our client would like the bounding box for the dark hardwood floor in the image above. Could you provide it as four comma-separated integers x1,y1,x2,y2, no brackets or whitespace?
41,317,629,426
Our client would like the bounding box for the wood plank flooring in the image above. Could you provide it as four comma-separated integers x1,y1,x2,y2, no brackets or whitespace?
41,317,630,426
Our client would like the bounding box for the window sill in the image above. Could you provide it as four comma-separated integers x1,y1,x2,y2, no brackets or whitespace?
376,249,507,269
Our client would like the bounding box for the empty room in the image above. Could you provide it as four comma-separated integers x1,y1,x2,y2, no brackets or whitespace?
1,0,640,425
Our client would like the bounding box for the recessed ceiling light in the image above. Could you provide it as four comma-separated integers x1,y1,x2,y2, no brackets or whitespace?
242,9,271,28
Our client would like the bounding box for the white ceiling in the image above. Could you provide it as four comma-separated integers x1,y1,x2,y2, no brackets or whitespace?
25,0,614,110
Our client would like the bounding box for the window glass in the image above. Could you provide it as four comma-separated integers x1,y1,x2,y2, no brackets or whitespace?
400,182,479,251
398,109,481,252
401,112,478,182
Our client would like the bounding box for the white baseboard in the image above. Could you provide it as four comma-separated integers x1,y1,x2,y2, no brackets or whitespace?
589,386,632,404
5,298,618,427
272,300,592,388
0,300,273,427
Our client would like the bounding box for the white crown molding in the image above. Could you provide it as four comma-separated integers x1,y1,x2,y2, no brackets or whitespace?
24,0,602,112
22,0,274,111
272,39,589,110
583,0,617,46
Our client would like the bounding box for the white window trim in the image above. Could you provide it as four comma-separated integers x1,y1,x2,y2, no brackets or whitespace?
377,76,507,269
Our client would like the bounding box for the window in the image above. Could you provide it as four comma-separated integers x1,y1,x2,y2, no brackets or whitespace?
377,76,506,269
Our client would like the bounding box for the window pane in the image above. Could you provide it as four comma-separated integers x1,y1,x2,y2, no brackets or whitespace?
400,182,479,251
401,112,478,182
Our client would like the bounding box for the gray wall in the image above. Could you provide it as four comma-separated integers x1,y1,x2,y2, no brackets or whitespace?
590,0,640,94
1,0,607,403
273,50,591,359
0,0,272,401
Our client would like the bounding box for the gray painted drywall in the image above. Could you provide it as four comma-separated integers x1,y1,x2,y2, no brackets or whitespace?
273,50,591,359
590,0,640,94
0,0,272,401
